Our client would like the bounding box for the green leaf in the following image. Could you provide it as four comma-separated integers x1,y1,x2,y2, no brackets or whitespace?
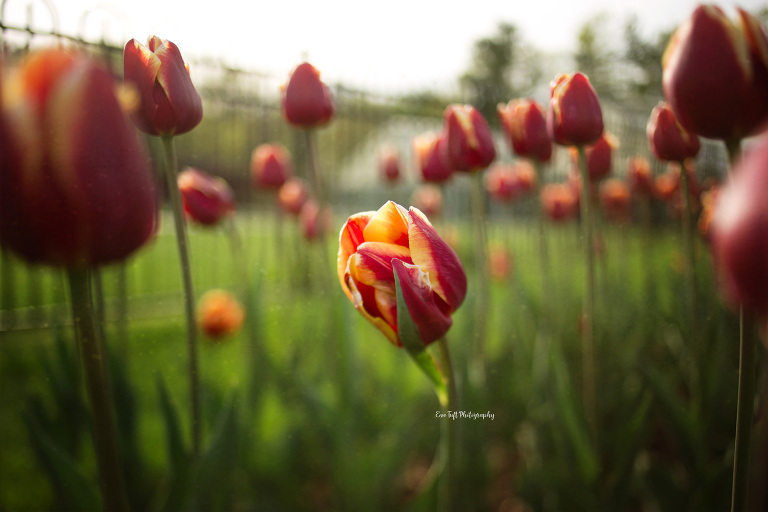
154,376,191,512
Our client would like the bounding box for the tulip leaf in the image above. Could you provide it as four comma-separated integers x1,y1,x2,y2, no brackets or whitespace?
394,266,448,404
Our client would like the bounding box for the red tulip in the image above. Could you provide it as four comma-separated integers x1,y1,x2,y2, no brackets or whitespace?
337,201,467,346
412,132,453,183
410,184,443,218
627,156,655,198
485,163,519,202
497,98,552,162
197,289,245,341
541,184,578,222
710,136,768,313
251,143,293,189
599,179,632,222
441,104,496,172
572,132,617,181
698,186,720,242
547,72,604,147
177,167,235,226
300,199,332,241
647,102,700,162
489,245,513,283
0,48,157,267
654,170,680,202
277,177,310,216
663,5,768,141
123,36,203,137
281,62,335,128
378,145,401,183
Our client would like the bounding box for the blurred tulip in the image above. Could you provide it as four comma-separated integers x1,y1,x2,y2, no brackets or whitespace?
513,160,537,195
300,199,333,241
698,186,720,242
627,156,655,198
412,132,453,183
410,184,443,218
485,163,519,202
278,177,310,216
497,98,552,162
251,143,294,189
571,132,617,181
281,62,335,128
547,72,604,146
710,136,768,313
177,167,235,226
663,5,768,141
0,48,157,267
647,102,700,162
489,245,513,283
378,145,401,182
441,104,496,172
197,289,245,341
541,183,578,222
599,178,632,222
123,36,203,137
338,201,467,346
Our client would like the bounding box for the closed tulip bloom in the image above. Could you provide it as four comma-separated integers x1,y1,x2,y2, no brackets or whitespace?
251,143,293,189
485,163,520,203
574,132,617,181
281,62,335,128
655,170,681,202
663,5,768,141
378,145,401,182
412,132,453,183
600,179,632,222
497,99,552,163
541,183,578,222
410,184,443,218
123,36,203,136
300,199,332,241
513,160,537,195
441,104,496,172
710,137,768,313
627,156,655,198
178,167,235,226
0,48,157,267
277,177,310,216
197,289,245,341
647,102,700,162
547,72,604,147
338,201,467,346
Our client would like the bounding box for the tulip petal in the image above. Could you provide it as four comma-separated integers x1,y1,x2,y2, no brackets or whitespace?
344,260,399,346
338,211,375,299
363,201,410,247
153,39,203,135
407,207,467,311
123,39,162,135
354,241,413,290
392,259,453,346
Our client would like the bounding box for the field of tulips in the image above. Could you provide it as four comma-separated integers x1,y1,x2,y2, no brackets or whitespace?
3,4,768,512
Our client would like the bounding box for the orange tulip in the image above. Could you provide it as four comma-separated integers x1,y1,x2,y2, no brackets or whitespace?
541,184,578,222
281,62,335,128
178,167,235,226
197,289,245,341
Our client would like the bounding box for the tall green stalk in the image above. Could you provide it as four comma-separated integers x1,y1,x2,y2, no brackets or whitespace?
161,135,201,458
678,160,697,338
436,337,457,512
469,171,490,384
67,267,129,512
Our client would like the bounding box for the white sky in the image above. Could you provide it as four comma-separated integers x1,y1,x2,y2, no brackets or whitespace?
3,0,767,93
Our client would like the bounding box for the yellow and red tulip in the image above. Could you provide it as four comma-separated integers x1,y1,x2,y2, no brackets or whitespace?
647,102,700,162
663,5,768,141
441,104,496,172
197,289,245,341
547,72,604,147
497,98,552,163
251,143,294,189
123,36,203,137
337,201,467,346
281,62,335,129
177,167,235,226
412,132,453,183
0,48,157,267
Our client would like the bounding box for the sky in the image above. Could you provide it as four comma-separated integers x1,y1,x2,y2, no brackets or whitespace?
3,0,768,93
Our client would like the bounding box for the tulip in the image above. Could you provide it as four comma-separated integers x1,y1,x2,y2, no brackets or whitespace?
698,186,720,242
541,183,578,222
277,177,310,216
281,62,335,128
412,132,453,183
338,201,467,346
599,178,631,222
441,104,496,172
627,156,655,198
497,98,552,163
410,184,443,218
251,143,293,189
489,245,513,283
378,145,401,182
300,199,332,242
197,289,245,340
123,36,203,137
662,5,768,142
0,48,157,267
647,102,700,162
177,167,235,226
547,72,604,147
571,132,617,181
485,163,519,202
513,160,537,195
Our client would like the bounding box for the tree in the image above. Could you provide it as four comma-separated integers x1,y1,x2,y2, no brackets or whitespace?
574,14,616,100
623,15,673,102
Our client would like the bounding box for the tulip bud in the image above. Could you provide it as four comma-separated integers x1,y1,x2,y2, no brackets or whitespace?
410,184,443,218
647,102,700,162
571,132,617,181
489,244,513,283
412,132,453,183
277,177,310,216
513,160,537,195
655,170,681,202
281,62,335,128
197,289,245,341
251,143,293,189
123,36,203,136
441,104,496,172
485,163,519,203
300,199,333,241
710,136,768,313
178,167,235,226
378,145,401,183
662,5,768,141
497,98,552,163
599,178,632,222
547,72,604,146
541,183,578,222
627,156,655,198
338,201,467,346
1,48,157,267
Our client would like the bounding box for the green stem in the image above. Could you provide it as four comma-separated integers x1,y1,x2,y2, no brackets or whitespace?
304,128,325,206
678,160,698,339
67,267,129,512
577,145,596,436
161,135,201,459
469,171,489,383
436,337,457,512
533,160,550,318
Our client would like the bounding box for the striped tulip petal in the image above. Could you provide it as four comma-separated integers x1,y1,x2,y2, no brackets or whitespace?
363,201,410,247
392,259,453,346
353,241,412,290
338,211,375,299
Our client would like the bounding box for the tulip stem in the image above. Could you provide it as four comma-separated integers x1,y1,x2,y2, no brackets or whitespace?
436,337,457,512
304,129,325,206
161,135,201,459
678,160,698,341
67,267,129,512
469,171,490,384
577,145,597,437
